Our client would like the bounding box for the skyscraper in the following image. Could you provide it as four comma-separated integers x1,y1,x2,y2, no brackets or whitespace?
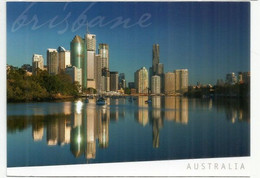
102,68,110,92
152,44,159,74
118,73,126,89
70,35,85,88
175,69,188,94
47,49,58,75
86,50,96,89
110,72,119,92
151,75,161,94
135,67,149,94
85,34,96,51
94,54,102,92
32,54,44,75
164,72,176,95
99,43,109,69
85,33,97,89
57,46,70,73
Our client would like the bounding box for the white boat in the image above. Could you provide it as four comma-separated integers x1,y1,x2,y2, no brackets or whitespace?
96,97,106,105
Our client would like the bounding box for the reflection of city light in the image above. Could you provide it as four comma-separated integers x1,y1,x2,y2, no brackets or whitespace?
77,135,81,143
76,100,83,114
77,45,81,54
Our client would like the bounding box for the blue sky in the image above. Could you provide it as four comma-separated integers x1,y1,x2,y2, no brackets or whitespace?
7,2,250,85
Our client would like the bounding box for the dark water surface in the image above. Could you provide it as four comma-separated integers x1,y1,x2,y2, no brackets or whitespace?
7,96,250,167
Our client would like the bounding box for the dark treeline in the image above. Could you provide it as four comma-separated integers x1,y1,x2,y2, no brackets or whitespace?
186,83,250,99
7,67,80,102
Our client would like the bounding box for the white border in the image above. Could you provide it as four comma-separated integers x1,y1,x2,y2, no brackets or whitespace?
0,0,7,178
2,0,260,177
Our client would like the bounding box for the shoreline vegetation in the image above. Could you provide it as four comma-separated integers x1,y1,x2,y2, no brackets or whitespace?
7,66,250,103
7,66,80,103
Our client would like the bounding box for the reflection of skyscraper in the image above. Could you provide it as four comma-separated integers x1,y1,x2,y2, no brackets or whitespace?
70,101,84,157
97,107,110,148
32,122,44,141
85,106,96,159
47,48,58,75
152,119,160,148
181,98,188,124
47,118,58,145
164,96,176,120
136,96,149,126
152,96,161,120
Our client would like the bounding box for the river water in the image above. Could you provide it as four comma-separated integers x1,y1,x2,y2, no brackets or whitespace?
7,96,250,167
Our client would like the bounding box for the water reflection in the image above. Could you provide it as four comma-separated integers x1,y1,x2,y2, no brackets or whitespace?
7,96,250,164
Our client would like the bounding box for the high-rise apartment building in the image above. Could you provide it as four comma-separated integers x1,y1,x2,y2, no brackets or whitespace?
47,49,58,75
57,46,70,73
32,54,44,75
151,75,161,94
135,67,149,94
175,69,188,94
110,71,119,92
164,72,176,95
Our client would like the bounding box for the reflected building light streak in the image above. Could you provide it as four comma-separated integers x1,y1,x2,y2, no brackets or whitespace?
32,123,44,141
164,96,176,121
63,102,72,115
47,119,58,146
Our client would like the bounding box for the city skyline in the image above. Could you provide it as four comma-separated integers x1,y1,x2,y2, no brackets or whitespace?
7,2,250,85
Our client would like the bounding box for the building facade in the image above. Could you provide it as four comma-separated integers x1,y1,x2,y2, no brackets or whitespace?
175,69,188,94
47,49,58,75
151,75,161,94
110,71,119,92
65,66,82,91
99,43,109,70
164,72,176,95
226,72,237,85
135,67,149,94
32,54,44,75
57,46,70,73
152,44,159,74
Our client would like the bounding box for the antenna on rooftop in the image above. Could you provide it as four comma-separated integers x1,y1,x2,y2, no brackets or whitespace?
86,21,90,34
